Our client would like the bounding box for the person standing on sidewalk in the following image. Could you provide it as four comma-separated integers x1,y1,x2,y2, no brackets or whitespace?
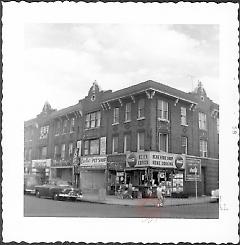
156,183,164,207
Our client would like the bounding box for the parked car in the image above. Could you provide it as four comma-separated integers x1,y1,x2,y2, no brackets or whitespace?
35,179,82,201
24,174,41,195
210,189,219,203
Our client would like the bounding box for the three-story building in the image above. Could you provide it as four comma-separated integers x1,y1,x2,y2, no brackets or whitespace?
24,80,219,196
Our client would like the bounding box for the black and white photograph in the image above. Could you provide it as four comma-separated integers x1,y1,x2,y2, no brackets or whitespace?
2,2,239,244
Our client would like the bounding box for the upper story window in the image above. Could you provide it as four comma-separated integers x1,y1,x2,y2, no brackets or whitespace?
113,107,120,124
157,100,168,121
68,143,74,157
181,136,188,154
70,118,75,132
85,111,101,129
62,119,68,134
112,136,119,153
125,103,131,121
159,133,168,152
181,107,187,125
40,125,49,139
61,144,66,160
124,134,131,153
200,139,208,157
137,132,145,151
54,145,59,159
217,118,219,134
55,121,61,136
84,139,100,155
41,146,47,159
199,112,207,130
137,99,145,119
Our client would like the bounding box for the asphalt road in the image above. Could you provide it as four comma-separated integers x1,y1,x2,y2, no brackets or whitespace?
24,195,219,218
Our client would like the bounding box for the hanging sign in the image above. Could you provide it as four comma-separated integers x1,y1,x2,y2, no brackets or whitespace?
100,137,106,155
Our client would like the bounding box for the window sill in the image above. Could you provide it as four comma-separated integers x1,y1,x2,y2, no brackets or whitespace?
181,124,188,127
137,117,145,121
199,128,207,131
85,127,100,131
124,120,131,123
158,118,169,123
112,122,119,126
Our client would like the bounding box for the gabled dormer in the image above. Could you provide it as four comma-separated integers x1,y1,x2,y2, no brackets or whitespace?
37,101,56,118
87,81,101,102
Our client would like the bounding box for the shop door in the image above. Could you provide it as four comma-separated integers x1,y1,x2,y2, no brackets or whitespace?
80,171,105,191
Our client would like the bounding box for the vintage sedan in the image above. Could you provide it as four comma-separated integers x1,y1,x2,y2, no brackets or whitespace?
210,189,219,203
35,180,82,201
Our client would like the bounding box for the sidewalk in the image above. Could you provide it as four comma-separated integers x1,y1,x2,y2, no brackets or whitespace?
79,193,211,207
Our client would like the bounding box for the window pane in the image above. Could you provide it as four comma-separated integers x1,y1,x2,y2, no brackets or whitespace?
181,136,187,154
90,139,99,155
158,100,168,120
124,134,131,152
90,113,96,128
181,107,187,125
113,108,119,123
125,103,131,121
96,111,101,127
138,99,145,118
159,134,168,152
138,132,144,150
84,141,89,155
85,114,90,128
61,144,65,159
112,136,119,153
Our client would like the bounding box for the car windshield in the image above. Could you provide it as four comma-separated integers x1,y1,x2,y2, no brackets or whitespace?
48,179,72,186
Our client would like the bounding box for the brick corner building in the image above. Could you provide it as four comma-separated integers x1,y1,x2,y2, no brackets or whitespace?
24,80,219,197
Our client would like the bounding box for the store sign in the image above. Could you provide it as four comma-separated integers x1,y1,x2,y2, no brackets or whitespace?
80,156,107,169
185,157,201,181
100,137,107,155
77,140,82,156
127,153,137,167
52,160,72,167
107,154,126,171
126,152,185,169
32,159,51,168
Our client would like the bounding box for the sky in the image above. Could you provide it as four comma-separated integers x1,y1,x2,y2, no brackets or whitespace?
24,24,219,120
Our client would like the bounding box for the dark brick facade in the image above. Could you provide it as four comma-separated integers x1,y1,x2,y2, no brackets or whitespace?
24,80,219,194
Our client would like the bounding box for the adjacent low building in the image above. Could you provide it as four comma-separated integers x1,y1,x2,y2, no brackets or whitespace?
24,80,219,196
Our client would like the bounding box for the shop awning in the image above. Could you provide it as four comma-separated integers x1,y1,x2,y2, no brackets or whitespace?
125,167,148,171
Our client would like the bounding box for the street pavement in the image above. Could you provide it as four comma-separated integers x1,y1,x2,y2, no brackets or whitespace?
24,195,219,218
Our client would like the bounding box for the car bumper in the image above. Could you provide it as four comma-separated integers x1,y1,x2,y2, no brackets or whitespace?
25,189,36,195
210,197,219,203
58,193,83,200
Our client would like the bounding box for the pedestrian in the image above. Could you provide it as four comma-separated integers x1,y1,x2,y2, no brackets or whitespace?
156,183,164,207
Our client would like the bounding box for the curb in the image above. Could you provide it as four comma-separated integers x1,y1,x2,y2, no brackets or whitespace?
79,198,211,207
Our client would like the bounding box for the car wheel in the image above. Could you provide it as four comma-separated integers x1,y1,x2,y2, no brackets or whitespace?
36,191,40,198
53,193,59,201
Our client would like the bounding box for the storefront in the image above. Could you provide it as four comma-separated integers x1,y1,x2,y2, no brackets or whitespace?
125,152,185,197
80,155,107,193
106,154,126,195
50,160,74,184
32,159,52,184
24,161,32,174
